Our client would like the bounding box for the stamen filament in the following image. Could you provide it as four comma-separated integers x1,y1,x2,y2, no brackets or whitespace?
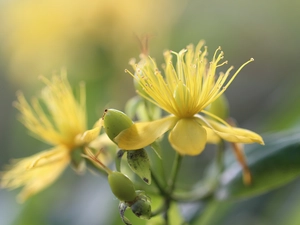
127,41,253,119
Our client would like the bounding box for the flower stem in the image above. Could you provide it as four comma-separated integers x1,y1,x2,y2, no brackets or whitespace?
161,152,183,224
82,147,112,175
151,171,169,196
150,152,183,222
167,152,183,193
216,140,225,173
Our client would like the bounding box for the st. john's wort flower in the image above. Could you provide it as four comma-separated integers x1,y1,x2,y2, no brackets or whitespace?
115,40,264,155
1,72,103,202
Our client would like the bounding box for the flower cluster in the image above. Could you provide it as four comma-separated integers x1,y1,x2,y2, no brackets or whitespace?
1,40,264,225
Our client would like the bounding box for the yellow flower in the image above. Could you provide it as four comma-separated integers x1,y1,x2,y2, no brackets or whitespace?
1,72,102,202
116,40,264,155
0,0,185,85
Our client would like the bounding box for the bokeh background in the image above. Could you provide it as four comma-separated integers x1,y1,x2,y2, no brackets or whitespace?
1,0,300,224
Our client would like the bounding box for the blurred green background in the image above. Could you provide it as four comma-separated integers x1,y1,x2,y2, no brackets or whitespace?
1,0,300,224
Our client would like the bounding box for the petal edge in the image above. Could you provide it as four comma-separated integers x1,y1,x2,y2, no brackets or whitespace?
115,116,178,150
196,115,264,145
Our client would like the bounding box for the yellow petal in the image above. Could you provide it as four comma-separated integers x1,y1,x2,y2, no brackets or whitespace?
205,127,221,144
92,118,104,129
89,133,114,150
168,118,207,156
115,116,178,150
1,146,70,202
196,115,264,145
89,133,115,165
78,126,101,144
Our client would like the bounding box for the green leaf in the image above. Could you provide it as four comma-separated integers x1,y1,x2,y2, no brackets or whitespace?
216,130,300,200
190,200,234,225
168,202,186,225
127,149,151,184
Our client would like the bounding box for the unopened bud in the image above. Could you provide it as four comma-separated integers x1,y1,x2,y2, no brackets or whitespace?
130,194,151,220
207,94,229,120
134,77,148,97
133,57,151,98
108,171,137,202
103,109,133,144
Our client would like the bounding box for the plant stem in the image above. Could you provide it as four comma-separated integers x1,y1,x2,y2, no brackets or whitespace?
150,152,183,222
216,140,225,173
82,147,112,175
152,171,169,196
161,152,183,224
167,152,183,193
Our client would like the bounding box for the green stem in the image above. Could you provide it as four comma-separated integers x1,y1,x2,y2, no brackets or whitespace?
85,158,110,176
216,140,225,173
163,153,183,224
164,199,171,225
165,142,225,203
150,152,183,222
82,147,112,175
151,171,169,196
167,152,183,193
151,171,170,219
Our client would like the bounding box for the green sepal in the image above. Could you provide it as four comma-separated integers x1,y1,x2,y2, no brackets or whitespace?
103,109,133,144
127,149,151,185
206,94,229,120
216,130,300,200
119,202,132,225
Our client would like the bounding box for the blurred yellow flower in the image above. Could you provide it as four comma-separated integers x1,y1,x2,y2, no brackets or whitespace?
1,72,102,202
116,41,264,155
0,0,184,85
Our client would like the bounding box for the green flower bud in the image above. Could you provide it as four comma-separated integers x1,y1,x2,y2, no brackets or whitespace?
108,171,137,202
133,57,151,98
130,194,151,220
103,109,133,144
207,94,229,120
134,78,151,98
